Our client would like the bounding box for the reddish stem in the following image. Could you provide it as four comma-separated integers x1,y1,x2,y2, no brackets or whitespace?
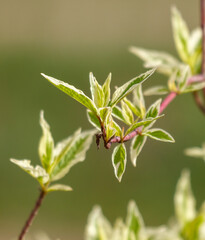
18,190,47,240
159,92,177,114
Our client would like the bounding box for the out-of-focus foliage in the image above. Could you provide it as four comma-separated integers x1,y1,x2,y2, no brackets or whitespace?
85,170,205,240
130,7,205,96
185,142,205,162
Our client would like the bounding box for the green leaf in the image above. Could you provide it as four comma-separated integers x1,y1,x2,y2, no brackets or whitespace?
171,7,189,63
85,206,112,240
10,159,49,185
121,100,134,125
125,201,144,240
89,72,105,108
41,73,98,114
112,106,127,123
188,28,202,74
125,117,161,136
105,111,116,141
109,69,155,107
39,111,54,171
174,170,196,227
178,65,191,92
47,184,72,192
50,129,95,181
144,128,175,143
130,135,147,167
102,73,112,106
112,121,122,137
188,28,202,56
145,99,161,119
99,107,111,122
87,110,101,131
123,97,140,118
144,86,169,96
184,143,205,162
130,46,180,76
112,144,127,182
132,84,146,118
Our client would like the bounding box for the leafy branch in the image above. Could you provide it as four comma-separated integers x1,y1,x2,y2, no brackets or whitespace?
10,111,95,239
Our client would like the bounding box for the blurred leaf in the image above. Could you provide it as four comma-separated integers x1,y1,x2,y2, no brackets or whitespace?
89,72,105,108
184,143,205,162
47,184,72,192
144,128,175,143
130,46,180,76
144,86,169,96
39,111,54,171
183,82,205,93
174,170,196,227
130,135,147,167
41,73,98,114
109,69,155,107
171,7,189,63
85,206,112,240
178,65,191,92
125,200,144,240
103,73,112,106
87,110,101,131
112,219,126,240
182,215,204,240
10,159,49,185
50,129,95,181
112,143,127,182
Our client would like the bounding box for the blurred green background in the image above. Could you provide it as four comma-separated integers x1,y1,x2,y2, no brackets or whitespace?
1,0,205,239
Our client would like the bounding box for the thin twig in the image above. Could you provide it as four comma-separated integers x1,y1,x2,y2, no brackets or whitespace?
18,189,47,240
159,92,177,114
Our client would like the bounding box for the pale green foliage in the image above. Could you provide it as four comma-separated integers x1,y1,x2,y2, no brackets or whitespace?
10,159,49,186
130,7,204,96
39,111,54,171
41,73,98,114
143,128,175,143
85,171,205,240
10,111,95,192
42,68,174,181
185,143,205,162
112,144,127,182
174,170,196,227
130,135,147,167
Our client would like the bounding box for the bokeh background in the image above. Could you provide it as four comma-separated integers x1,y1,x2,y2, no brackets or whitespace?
1,0,205,239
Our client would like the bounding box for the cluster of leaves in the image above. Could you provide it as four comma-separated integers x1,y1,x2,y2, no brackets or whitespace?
85,170,205,240
130,7,205,96
42,71,174,182
10,111,95,193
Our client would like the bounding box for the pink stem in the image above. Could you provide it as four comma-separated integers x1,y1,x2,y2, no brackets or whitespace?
159,92,177,114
